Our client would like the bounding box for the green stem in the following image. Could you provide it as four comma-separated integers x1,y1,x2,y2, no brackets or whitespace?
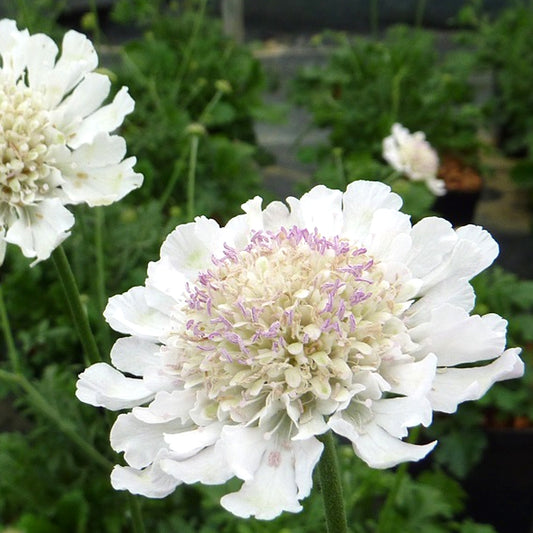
415,0,427,28
187,134,200,221
159,148,189,209
88,0,102,45
128,494,146,533
52,245,101,365
198,89,224,124
94,208,111,356
318,431,348,533
370,0,379,38
173,0,208,99
0,285,22,374
333,149,346,187
0,369,112,471
390,67,406,124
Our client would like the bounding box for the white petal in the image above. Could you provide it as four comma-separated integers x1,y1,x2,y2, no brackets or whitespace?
418,225,498,291
164,423,223,460
62,156,142,207
366,209,412,262
341,181,403,244
220,438,302,519
43,30,98,108
104,286,172,339
110,336,160,377
372,396,433,438
160,445,234,485
25,33,58,89
426,176,446,196
380,353,437,396
410,305,507,366
53,72,111,129
329,416,436,469
430,348,524,413
455,225,499,273
111,412,180,469
146,257,188,308
260,199,292,233
286,185,344,236
219,426,266,480
351,422,436,469
407,217,456,278
293,438,323,499
69,87,134,148
0,20,29,79
219,426,322,518
160,217,223,278
110,451,179,498
406,277,475,325
5,200,74,265
75,363,154,411
133,390,197,424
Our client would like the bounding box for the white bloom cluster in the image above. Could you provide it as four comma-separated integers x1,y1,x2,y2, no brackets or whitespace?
383,123,445,196
76,181,523,520
0,19,142,265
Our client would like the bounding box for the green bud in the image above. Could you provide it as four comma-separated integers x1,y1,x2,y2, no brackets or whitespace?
185,123,206,136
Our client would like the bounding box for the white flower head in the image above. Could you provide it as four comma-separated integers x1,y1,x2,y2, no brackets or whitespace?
76,182,523,519
0,19,142,265
383,123,445,196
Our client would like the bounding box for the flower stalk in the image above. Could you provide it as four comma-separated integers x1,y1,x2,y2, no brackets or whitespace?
0,369,111,470
0,284,22,374
94,207,112,355
186,132,201,221
318,431,348,533
52,245,101,365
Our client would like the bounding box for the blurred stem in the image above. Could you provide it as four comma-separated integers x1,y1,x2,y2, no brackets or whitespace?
0,369,112,470
377,426,421,533
88,0,102,45
52,245,101,366
15,0,30,25
0,285,22,374
94,207,111,355
415,0,427,28
187,134,201,221
128,494,146,533
370,0,379,37
333,149,346,187
198,89,224,124
159,145,188,209
390,67,406,124
174,0,208,98
318,431,348,533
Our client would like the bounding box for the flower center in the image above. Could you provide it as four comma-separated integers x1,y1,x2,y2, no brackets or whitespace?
166,227,411,426
0,81,56,206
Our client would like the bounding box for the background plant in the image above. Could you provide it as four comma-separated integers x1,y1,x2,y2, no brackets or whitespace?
291,25,481,218
0,2,530,532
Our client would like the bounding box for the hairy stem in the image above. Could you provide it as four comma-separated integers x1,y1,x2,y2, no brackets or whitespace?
52,245,101,365
318,431,348,533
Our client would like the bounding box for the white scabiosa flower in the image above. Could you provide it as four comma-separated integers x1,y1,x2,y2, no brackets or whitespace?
0,19,142,265
383,123,445,196
76,181,523,519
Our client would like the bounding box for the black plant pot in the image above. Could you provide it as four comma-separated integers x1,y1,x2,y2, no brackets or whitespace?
432,155,483,227
462,428,533,533
432,189,482,227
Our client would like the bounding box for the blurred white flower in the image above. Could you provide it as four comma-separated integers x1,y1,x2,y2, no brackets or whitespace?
76,181,523,519
383,123,445,196
0,19,142,265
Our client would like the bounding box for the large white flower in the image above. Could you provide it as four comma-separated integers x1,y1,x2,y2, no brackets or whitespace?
76,181,523,519
383,123,445,196
0,19,142,265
